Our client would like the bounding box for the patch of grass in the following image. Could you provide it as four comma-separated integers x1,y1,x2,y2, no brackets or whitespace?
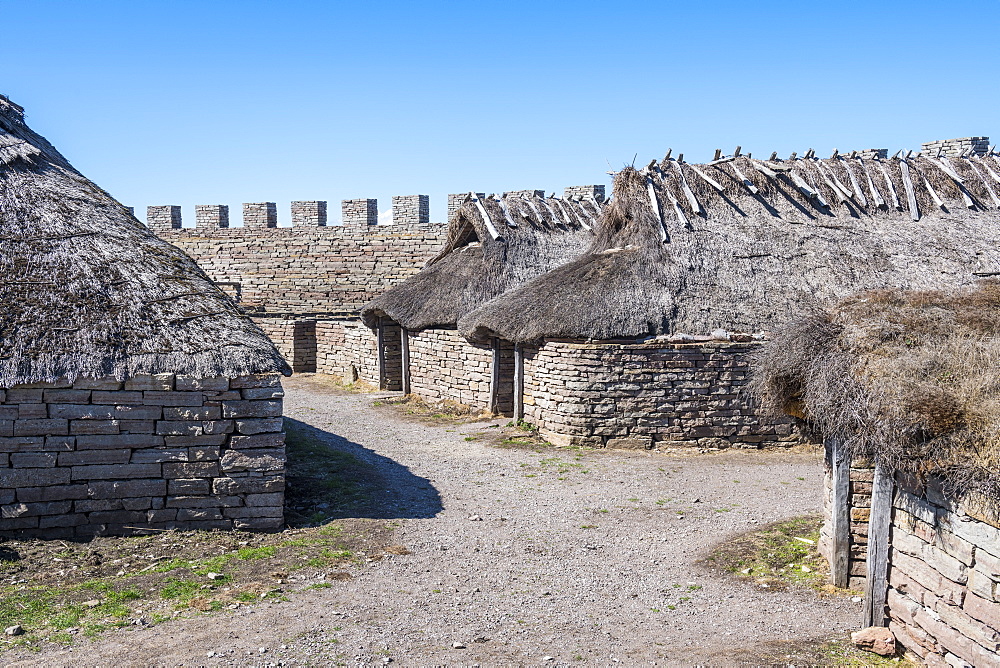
238,546,277,560
305,582,333,590
284,418,381,525
703,514,834,591
159,578,203,601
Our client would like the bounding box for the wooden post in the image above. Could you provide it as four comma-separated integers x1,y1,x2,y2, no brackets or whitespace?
513,343,524,421
376,318,387,390
864,463,894,628
827,437,852,589
489,337,502,414
400,327,411,395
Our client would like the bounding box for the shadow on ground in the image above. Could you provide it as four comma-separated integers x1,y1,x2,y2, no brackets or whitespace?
283,417,442,527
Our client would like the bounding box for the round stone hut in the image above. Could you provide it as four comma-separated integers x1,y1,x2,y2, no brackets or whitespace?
0,95,291,538
459,152,1000,448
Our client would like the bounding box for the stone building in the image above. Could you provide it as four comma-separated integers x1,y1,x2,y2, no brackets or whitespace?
0,95,291,537
360,190,601,412
755,285,1000,665
459,148,1000,448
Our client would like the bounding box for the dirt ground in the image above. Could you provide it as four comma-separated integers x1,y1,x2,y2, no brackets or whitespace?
3,375,869,667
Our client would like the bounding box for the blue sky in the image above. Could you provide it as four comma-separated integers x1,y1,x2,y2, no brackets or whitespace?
4,1,997,225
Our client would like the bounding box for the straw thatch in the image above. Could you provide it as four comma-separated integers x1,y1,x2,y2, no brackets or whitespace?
361,192,596,330
460,152,1000,344
751,283,1000,504
0,95,290,385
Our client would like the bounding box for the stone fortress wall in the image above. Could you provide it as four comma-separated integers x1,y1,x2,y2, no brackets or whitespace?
145,187,605,380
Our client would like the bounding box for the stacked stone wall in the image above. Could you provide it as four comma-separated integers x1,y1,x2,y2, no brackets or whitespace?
563,184,606,202
391,195,429,226
291,201,327,226
921,137,990,157
885,479,1000,666
521,340,797,448
155,226,447,314
315,320,380,387
195,204,229,229
252,317,317,373
820,462,874,590
407,329,504,412
341,199,378,226
0,373,285,538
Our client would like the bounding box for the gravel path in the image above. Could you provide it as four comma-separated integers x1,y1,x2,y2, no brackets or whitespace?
8,377,860,667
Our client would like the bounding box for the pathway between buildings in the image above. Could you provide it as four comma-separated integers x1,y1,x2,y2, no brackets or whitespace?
9,376,859,667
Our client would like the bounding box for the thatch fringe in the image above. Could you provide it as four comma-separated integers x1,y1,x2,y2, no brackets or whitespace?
751,283,1000,504
361,192,594,330
460,153,1000,344
0,96,290,385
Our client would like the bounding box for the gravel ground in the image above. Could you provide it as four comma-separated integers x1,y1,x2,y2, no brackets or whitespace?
6,376,860,667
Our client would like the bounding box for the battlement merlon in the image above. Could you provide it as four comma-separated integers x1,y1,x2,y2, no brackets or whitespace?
292,201,328,227
342,198,378,226
920,136,990,157
503,190,545,199
196,204,230,229
147,205,182,231
243,202,278,229
447,193,486,219
563,185,606,203
391,195,429,226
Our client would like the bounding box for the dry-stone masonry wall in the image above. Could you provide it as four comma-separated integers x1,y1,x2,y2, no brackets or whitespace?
195,204,229,229
503,189,546,198
253,318,317,373
820,462,874,590
243,202,278,229
147,205,182,232
407,329,513,413
921,137,990,157
0,373,285,538
291,201,327,226
155,224,447,314
857,149,889,159
563,185,606,202
391,195,429,226
885,477,1000,666
521,340,797,448
314,320,383,387
342,198,378,226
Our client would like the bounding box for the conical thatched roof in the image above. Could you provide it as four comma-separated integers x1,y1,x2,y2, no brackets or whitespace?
361,192,596,330
0,95,290,385
460,150,1000,344
752,283,1000,504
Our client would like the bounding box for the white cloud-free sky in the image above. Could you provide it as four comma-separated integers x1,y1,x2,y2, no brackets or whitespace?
4,0,997,225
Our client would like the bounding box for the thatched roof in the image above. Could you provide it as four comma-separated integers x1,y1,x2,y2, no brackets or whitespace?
361,192,596,330
0,95,290,385
460,151,1000,344
752,283,1000,504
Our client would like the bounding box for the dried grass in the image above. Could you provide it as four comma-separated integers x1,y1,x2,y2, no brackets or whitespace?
460,155,1000,344
752,282,1000,503
0,96,290,385
362,193,594,330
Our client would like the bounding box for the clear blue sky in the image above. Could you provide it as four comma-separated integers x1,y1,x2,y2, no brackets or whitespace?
4,1,997,225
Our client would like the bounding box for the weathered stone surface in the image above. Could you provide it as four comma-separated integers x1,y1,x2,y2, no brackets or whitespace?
0,374,285,536
851,627,897,657
229,433,285,449
606,436,653,450
236,418,284,435
220,449,285,473
221,400,282,418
